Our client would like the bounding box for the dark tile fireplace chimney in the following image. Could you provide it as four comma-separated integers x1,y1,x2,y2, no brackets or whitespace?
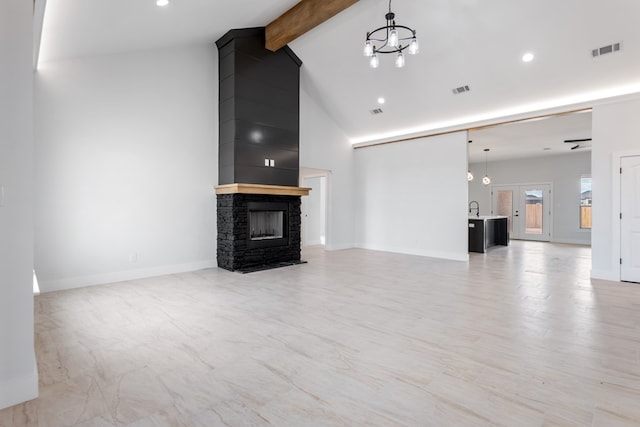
214,28,309,273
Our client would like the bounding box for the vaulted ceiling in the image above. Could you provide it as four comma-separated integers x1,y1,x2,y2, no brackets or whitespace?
38,0,640,151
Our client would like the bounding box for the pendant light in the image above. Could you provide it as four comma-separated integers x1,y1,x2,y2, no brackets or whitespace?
363,0,418,69
482,148,491,185
370,53,380,68
467,139,473,181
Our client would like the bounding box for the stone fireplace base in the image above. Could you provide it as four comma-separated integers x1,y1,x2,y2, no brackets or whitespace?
215,184,310,273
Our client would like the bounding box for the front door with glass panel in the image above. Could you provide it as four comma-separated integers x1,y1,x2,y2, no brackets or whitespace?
492,185,518,238
492,184,551,241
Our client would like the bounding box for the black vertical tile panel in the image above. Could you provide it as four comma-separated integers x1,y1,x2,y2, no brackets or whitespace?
215,27,301,186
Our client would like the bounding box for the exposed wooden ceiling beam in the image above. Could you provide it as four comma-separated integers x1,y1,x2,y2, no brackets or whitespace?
265,0,359,52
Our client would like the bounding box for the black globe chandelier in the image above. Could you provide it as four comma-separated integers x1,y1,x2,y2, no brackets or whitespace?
363,0,419,68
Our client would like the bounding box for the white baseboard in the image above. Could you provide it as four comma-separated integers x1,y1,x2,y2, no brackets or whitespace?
550,238,591,246
38,260,217,293
355,244,469,262
0,365,38,410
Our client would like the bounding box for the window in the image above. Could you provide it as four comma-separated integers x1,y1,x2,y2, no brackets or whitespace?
580,176,592,229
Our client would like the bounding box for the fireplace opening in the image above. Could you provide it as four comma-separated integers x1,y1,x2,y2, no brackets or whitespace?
247,201,289,249
250,211,284,240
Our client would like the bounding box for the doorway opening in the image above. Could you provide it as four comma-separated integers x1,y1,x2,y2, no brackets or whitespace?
468,110,591,248
300,168,329,248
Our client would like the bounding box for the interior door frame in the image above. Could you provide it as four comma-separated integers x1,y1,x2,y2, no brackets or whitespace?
491,182,553,241
612,150,640,282
301,175,326,246
300,167,331,248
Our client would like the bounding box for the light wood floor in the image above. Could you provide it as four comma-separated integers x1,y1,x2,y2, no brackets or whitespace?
2,241,640,426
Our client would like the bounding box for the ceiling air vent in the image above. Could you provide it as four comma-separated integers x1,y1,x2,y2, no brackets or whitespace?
592,42,622,58
452,85,470,95
370,108,383,115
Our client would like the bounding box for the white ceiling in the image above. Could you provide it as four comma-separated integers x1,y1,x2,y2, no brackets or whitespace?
468,111,592,163
39,0,301,62
39,0,640,151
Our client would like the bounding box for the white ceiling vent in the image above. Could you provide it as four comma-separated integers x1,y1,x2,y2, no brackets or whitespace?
452,85,470,95
369,108,383,115
592,42,622,58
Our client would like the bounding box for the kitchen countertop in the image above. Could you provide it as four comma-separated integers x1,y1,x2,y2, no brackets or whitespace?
468,215,508,220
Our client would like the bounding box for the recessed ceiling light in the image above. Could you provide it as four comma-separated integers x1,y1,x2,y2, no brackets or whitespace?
156,0,169,6
377,97,385,105
522,52,534,62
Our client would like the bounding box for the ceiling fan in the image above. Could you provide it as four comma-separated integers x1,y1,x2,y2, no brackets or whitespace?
564,138,592,150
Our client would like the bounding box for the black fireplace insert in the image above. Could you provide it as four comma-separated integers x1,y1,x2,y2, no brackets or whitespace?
247,201,289,248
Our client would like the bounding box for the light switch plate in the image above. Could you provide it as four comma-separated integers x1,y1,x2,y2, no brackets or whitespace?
270,159,275,167
0,185,5,207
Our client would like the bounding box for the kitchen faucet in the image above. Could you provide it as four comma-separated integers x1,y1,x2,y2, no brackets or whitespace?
469,200,480,217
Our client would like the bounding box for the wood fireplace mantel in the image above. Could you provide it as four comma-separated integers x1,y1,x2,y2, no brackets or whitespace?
215,183,310,196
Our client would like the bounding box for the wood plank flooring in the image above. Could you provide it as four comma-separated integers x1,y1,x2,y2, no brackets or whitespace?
1,241,639,426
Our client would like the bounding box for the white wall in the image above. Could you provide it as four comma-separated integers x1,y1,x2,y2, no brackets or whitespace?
0,0,38,409
34,46,218,292
300,72,355,250
592,98,640,281
468,151,591,245
354,132,469,261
